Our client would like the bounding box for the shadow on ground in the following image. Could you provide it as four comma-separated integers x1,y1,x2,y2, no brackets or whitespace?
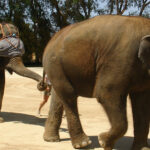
1,111,46,126
1,111,69,132
1,112,150,150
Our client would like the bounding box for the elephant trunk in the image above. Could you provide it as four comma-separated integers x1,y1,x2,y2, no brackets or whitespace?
6,57,42,82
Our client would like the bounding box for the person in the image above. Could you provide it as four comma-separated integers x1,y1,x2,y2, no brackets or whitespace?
38,74,51,115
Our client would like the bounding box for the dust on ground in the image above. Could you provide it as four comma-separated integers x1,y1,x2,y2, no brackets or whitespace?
0,67,149,150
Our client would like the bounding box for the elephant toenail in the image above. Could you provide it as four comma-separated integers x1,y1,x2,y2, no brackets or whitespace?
75,144,80,149
99,140,105,147
88,140,92,144
142,148,150,150
82,141,87,147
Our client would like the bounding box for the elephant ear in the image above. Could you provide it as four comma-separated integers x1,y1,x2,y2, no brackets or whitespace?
138,35,150,68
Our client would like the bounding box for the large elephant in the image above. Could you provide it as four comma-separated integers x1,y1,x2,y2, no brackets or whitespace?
42,15,150,150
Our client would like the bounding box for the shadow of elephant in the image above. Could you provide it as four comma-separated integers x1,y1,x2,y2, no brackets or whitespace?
1,111,46,126
0,111,68,133
1,111,150,149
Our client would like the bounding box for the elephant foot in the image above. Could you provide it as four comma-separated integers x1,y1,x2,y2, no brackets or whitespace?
132,144,150,150
43,131,60,142
71,133,92,149
0,117,4,123
131,141,150,150
132,147,150,150
98,132,114,150
141,148,150,150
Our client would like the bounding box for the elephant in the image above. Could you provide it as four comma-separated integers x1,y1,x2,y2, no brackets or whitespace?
0,22,47,122
42,15,150,150
0,56,45,122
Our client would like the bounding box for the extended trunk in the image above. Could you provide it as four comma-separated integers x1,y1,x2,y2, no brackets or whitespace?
6,57,42,82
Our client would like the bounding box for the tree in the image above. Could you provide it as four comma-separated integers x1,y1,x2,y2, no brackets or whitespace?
0,0,149,65
29,0,52,64
134,0,150,16
107,0,129,15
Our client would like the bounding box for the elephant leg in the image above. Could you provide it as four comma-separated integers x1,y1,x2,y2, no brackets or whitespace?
129,91,150,150
45,90,91,148
43,88,63,142
97,93,128,150
93,73,128,150
0,69,5,122
44,63,91,149
63,96,92,149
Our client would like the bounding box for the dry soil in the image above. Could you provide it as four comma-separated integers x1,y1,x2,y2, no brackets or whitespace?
0,67,149,150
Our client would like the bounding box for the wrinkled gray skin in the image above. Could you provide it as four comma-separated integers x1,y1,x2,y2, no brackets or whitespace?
42,15,150,150
0,56,42,122
6,57,42,82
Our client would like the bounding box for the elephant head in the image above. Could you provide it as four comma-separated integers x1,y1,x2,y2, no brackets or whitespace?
138,35,150,68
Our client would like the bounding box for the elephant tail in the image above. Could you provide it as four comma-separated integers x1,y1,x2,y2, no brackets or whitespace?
37,70,47,91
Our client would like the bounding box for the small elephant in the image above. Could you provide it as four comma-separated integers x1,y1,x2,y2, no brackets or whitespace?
42,15,150,150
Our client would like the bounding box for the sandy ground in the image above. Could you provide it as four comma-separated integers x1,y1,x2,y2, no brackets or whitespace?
0,67,149,150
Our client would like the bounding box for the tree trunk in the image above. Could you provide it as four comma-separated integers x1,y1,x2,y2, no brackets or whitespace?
139,1,150,16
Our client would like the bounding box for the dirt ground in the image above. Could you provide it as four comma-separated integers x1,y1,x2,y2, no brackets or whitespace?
0,67,149,150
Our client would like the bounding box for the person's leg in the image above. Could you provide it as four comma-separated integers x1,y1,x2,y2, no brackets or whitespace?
38,86,51,114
